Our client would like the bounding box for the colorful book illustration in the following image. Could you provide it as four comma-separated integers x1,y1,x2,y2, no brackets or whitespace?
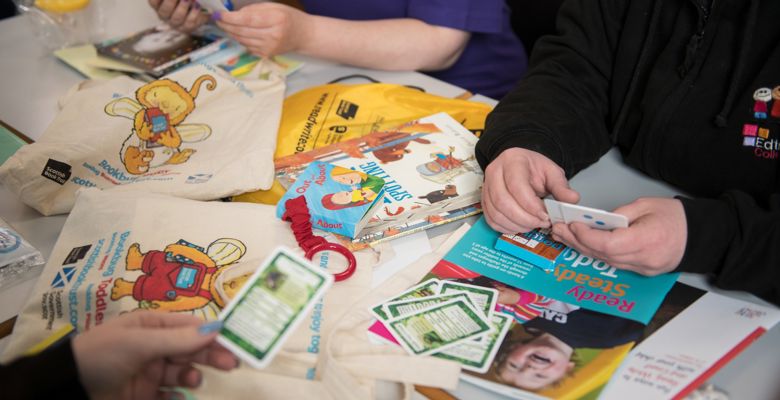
95,25,228,78
276,162,386,239
274,112,483,246
495,229,567,271
435,217,678,324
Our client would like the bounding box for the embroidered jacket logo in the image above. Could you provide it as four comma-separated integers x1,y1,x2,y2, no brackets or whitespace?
744,87,780,159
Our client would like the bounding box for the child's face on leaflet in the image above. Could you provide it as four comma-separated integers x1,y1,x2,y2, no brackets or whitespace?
496,334,574,390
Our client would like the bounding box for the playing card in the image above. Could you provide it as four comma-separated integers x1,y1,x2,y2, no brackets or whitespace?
369,278,441,321
386,299,492,356
385,293,472,319
438,281,498,320
433,313,512,373
217,247,333,369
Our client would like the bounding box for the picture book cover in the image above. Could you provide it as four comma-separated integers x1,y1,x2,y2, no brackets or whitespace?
96,25,228,77
274,112,484,246
434,217,678,324
495,229,567,271
275,161,386,239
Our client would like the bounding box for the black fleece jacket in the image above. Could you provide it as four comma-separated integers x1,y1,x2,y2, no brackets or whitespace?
476,0,780,305
1,338,89,399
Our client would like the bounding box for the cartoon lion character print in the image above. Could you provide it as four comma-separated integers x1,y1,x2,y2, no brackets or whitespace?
104,74,217,175
110,238,245,312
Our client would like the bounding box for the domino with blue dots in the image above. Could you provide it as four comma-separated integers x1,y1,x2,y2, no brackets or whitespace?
544,198,628,230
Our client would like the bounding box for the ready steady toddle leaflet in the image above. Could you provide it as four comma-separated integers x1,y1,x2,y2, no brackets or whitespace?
436,218,678,324
0,64,285,215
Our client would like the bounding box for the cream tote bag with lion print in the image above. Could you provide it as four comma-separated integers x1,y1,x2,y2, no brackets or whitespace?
0,62,284,216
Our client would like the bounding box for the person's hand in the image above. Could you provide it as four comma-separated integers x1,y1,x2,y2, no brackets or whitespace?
148,0,209,33
215,3,312,57
482,148,580,234
72,311,238,400
551,197,687,276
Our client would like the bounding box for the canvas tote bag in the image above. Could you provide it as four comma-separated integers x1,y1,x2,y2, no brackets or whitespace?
192,225,472,400
0,62,284,216
2,189,463,398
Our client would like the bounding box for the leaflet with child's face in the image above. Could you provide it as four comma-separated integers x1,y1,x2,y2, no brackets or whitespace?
217,247,333,369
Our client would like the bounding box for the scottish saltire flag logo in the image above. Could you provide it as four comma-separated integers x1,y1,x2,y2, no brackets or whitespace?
50,266,77,289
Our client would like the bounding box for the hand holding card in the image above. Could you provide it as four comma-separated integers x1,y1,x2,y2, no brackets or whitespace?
217,247,332,369
544,199,628,230
197,0,233,13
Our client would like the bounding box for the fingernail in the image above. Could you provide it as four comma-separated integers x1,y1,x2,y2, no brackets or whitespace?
211,11,221,21
198,320,223,335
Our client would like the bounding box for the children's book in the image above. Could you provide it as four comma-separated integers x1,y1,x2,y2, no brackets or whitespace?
495,229,567,271
275,161,386,239
274,112,483,246
95,25,228,78
434,217,678,324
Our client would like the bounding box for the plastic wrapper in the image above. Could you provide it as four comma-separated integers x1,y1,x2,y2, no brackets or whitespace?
0,217,45,289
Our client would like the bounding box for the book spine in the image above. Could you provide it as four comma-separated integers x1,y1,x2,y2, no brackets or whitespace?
153,38,230,75
312,214,356,240
357,207,482,246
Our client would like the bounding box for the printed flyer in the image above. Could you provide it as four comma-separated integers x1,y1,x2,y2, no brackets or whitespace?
435,217,678,324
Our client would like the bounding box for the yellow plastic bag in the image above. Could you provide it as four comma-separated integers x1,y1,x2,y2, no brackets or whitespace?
232,82,492,205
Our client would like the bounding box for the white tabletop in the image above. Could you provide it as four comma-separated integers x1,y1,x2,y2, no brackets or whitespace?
0,3,778,399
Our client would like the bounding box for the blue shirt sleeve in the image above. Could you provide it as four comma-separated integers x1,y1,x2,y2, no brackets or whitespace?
407,0,505,34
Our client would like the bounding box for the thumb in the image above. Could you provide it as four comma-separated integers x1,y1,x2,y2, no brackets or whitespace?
612,199,651,223
545,168,580,204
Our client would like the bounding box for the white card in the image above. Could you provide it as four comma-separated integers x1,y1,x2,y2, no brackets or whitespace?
197,0,232,12
544,199,628,230
217,247,333,369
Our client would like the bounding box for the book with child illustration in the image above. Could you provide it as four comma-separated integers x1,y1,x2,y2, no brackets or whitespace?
274,112,484,247
95,25,229,77
275,161,386,239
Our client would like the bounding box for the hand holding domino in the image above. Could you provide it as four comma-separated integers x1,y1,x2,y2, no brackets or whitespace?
544,199,628,230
